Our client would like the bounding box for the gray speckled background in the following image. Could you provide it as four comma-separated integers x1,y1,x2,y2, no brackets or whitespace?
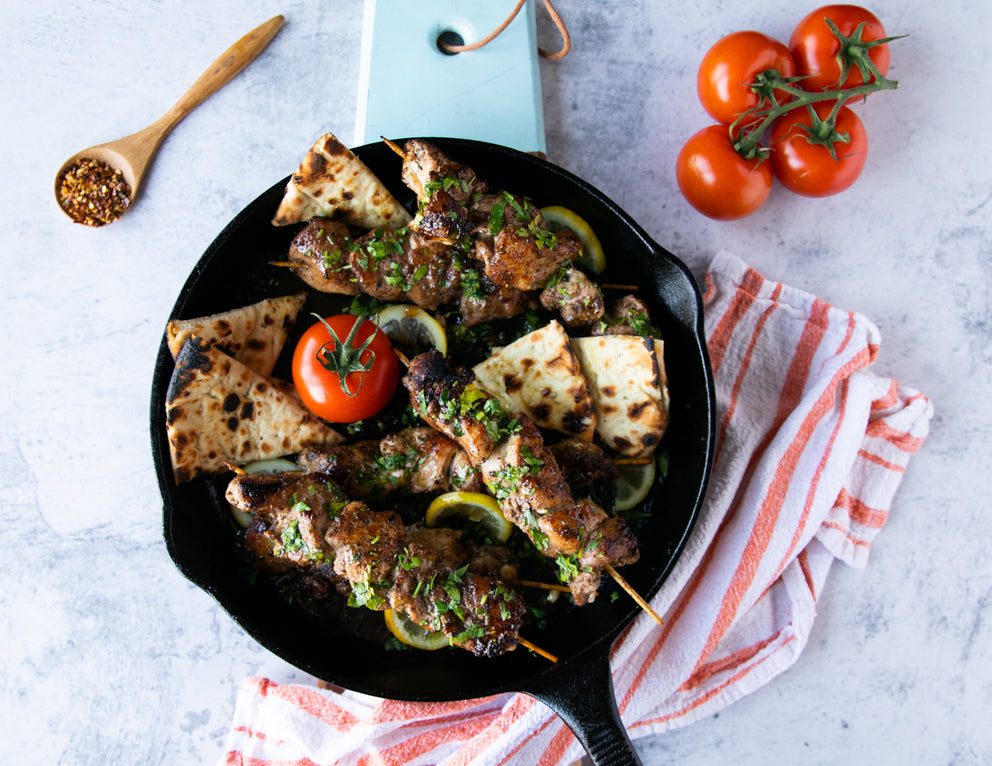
2,0,989,763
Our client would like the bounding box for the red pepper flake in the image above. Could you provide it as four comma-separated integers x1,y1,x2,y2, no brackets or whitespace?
58,158,132,226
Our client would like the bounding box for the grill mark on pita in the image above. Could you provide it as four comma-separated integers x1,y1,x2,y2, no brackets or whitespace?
531,403,551,420
628,401,651,420
227,417,239,431
601,385,616,398
613,436,633,451
240,402,254,420
562,412,588,434
223,393,240,412
504,373,522,394
247,338,266,350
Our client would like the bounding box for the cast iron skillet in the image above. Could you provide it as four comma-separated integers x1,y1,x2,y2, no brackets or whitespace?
151,138,715,765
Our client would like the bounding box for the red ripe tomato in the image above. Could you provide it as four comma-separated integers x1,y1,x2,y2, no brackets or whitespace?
676,125,773,220
790,5,891,91
697,31,796,126
769,102,868,197
292,314,399,422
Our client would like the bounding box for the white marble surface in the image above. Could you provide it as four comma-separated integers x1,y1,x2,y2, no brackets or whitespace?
2,0,989,763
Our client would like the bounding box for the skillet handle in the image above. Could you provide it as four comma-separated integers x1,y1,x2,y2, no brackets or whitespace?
523,650,642,766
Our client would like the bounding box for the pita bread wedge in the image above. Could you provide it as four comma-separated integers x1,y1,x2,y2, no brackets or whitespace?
571,335,669,458
272,132,411,229
473,320,597,441
166,338,343,483
166,292,307,378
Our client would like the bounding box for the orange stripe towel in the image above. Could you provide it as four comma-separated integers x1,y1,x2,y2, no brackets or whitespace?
220,252,933,766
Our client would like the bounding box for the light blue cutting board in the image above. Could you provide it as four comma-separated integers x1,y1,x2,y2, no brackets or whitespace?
355,0,546,153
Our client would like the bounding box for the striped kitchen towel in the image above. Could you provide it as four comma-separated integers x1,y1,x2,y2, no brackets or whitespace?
220,251,933,766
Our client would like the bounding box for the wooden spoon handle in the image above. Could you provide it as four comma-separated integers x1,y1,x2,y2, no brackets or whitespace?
162,15,285,129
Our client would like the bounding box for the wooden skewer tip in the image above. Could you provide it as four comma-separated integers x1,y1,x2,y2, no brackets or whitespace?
381,137,409,160
512,579,571,593
518,636,558,663
605,563,664,626
600,283,639,291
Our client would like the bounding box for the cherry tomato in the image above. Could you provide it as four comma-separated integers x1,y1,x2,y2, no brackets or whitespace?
769,102,868,197
790,5,891,91
676,125,772,220
292,314,399,423
697,31,796,126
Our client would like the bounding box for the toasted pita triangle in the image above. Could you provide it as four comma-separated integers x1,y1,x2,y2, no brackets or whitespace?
473,320,597,441
271,132,411,229
571,335,669,458
165,338,343,483
166,292,307,378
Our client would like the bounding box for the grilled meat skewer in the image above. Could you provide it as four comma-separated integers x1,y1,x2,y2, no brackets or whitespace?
398,139,586,293
226,472,525,657
403,350,639,605
297,426,484,499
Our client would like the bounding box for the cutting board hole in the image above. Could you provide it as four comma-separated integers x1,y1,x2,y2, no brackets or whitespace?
436,29,465,55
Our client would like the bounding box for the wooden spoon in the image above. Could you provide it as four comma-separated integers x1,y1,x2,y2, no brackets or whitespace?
55,14,285,225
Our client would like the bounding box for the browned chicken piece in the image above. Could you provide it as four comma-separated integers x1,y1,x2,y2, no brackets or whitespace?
324,501,406,589
297,427,484,498
287,219,463,310
403,351,640,604
413,188,474,243
540,266,606,331
489,211,583,290
404,351,501,464
593,294,656,336
479,419,572,524
399,138,486,204
287,217,359,295
226,471,346,577
548,439,619,487
458,268,539,327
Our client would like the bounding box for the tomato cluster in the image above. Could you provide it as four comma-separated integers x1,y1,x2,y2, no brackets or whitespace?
676,5,899,220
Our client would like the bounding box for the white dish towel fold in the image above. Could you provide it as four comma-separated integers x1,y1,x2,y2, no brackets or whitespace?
220,251,933,766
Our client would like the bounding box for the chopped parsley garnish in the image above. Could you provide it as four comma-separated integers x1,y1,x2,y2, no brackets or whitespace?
280,519,309,554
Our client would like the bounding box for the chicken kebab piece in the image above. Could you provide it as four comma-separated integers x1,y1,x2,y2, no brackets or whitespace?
226,470,525,657
296,425,617,503
403,350,638,605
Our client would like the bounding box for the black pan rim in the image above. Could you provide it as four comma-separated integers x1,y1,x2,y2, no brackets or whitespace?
151,137,715,704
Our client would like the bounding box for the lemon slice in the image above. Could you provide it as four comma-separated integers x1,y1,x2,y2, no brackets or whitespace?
374,304,447,355
540,206,606,275
425,491,513,544
228,457,298,528
614,458,656,512
384,609,449,650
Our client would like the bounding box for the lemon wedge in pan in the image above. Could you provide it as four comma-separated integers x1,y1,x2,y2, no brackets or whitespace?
373,304,447,355
227,457,298,528
614,458,656,512
540,205,606,275
384,609,449,650
425,491,514,544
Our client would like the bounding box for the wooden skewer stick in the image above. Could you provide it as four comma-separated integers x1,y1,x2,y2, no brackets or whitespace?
269,260,296,268
600,283,639,291
605,563,664,626
512,579,571,593
613,457,653,466
518,636,558,663
381,136,410,160
224,462,247,475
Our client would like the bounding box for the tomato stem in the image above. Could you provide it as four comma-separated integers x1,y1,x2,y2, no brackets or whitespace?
313,313,378,397
730,19,903,160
